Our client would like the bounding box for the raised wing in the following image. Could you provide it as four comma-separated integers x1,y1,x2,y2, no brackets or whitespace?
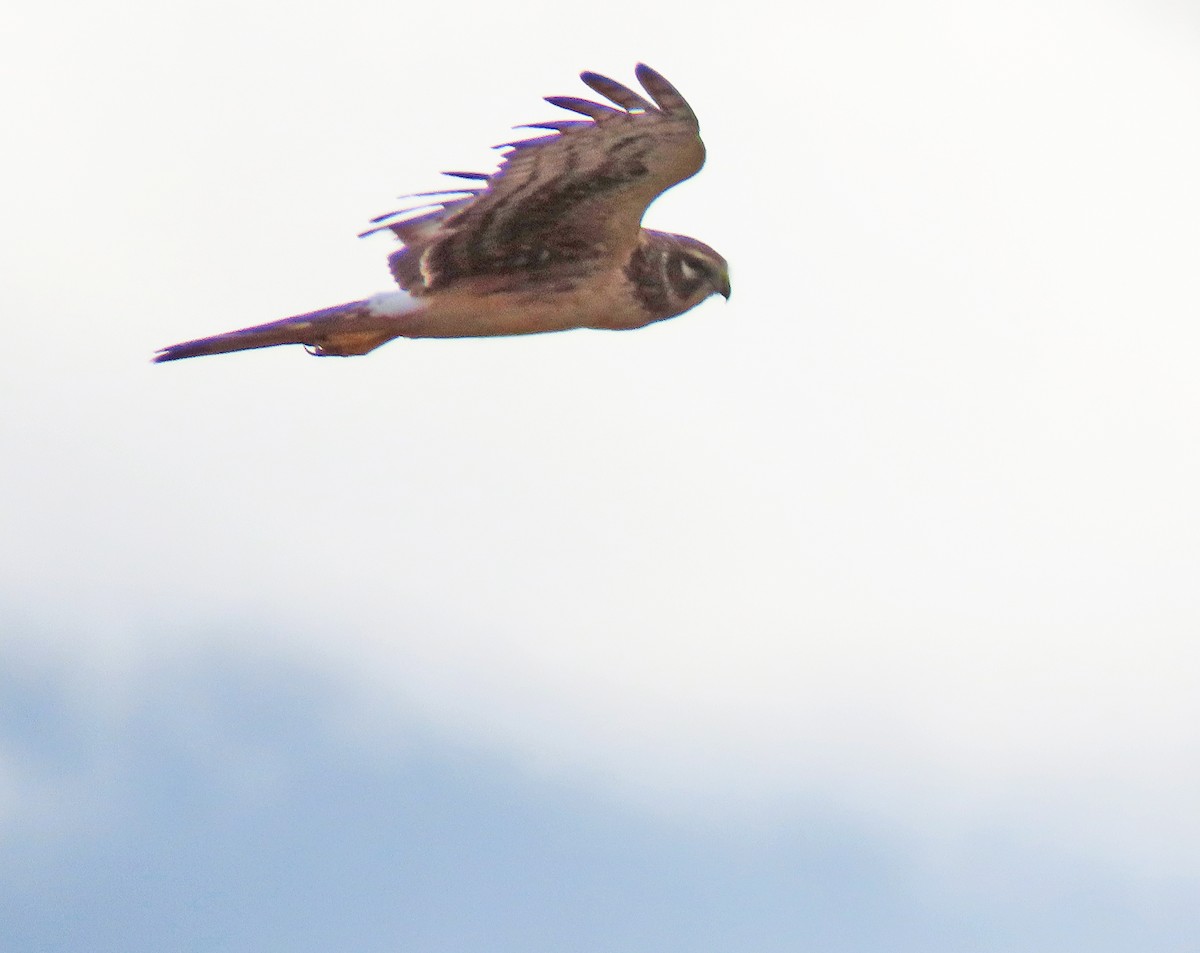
370,65,705,294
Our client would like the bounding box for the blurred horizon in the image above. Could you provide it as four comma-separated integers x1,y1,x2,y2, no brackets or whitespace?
4,639,1197,952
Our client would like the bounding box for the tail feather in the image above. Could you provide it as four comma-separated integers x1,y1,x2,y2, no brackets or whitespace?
153,295,421,362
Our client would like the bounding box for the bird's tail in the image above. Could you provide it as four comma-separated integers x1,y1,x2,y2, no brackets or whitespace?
153,294,422,362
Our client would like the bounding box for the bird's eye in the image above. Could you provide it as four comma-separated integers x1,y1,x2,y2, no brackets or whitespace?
680,256,708,281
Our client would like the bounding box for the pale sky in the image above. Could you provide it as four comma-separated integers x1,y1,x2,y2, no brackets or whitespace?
3,0,1200,949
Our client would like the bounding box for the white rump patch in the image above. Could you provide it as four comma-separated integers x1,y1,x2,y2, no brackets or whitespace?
366,290,421,318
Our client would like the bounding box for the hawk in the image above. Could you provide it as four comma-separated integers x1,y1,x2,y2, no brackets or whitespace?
154,64,729,363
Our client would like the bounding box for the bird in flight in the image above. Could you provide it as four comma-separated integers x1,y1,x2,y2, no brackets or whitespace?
154,64,729,363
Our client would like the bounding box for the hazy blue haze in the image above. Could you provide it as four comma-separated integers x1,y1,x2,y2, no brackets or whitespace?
2,638,1194,953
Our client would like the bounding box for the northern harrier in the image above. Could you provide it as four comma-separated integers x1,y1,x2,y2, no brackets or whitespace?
154,64,729,362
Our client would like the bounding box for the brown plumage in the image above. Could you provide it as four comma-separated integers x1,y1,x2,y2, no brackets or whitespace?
154,64,729,363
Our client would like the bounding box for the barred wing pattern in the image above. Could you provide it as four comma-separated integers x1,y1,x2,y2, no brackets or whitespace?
369,64,706,294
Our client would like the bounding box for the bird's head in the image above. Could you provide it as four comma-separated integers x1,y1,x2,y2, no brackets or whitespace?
672,234,730,301
647,232,731,314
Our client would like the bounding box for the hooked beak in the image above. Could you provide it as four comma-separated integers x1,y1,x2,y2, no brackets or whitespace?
717,266,731,300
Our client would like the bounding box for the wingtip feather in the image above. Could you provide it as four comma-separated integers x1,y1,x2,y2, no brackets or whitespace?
635,64,697,123
544,95,622,121
579,70,655,113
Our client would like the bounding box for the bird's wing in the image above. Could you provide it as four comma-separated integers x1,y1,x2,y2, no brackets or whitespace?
367,64,705,294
